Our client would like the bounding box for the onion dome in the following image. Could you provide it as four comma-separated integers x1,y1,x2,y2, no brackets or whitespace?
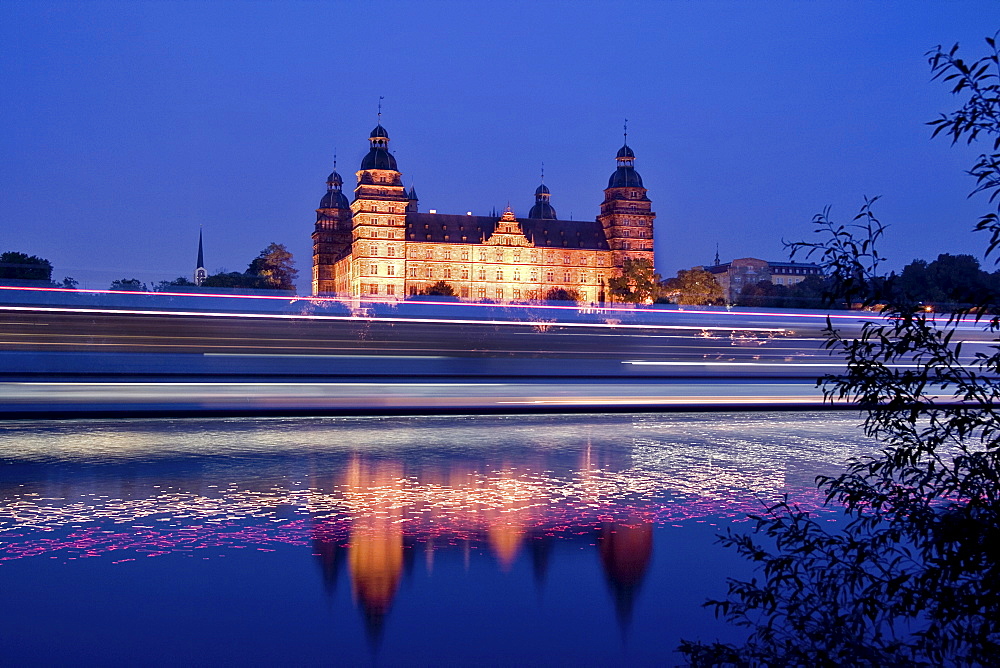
360,124,398,171
528,181,557,219
320,189,350,209
608,143,644,188
320,168,350,209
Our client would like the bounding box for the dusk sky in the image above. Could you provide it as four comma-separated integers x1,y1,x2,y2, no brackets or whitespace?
2,1,998,290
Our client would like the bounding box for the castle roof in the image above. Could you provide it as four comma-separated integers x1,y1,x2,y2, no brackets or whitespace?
528,200,558,219
360,123,398,171
320,190,351,209
404,213,609,250
361,147,398,171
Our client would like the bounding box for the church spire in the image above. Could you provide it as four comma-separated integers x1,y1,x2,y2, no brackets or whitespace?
194,228,207,286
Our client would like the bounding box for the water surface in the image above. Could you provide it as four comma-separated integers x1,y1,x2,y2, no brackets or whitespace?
0,412,875,666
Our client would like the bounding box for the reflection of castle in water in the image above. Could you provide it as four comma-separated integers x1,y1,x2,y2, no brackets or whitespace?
310,451,656,641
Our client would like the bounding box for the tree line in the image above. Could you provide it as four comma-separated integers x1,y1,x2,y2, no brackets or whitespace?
0,243,298,292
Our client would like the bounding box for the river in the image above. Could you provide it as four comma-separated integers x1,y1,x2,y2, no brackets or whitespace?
0,412,876,666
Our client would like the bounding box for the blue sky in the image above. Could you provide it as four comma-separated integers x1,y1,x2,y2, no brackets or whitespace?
1,1,997,289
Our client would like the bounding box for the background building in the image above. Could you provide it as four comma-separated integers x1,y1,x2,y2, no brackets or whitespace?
312,124,655,302
703,257,822,303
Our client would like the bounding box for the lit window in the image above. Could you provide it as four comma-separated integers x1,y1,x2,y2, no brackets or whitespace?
424,267,432,278
530,270,538,281
496,269,503,281
477,287,486,299
386,284,395,295
496,288,503,300
546,271,554,282
514,269,521,281
513,289,521,300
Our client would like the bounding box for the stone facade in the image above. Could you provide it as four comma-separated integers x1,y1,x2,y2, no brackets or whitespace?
703,257,822,302
312,123,655,302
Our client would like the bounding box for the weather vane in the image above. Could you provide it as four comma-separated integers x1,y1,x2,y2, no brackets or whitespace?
378,96,384,123
541,161,544,183
624,117,628,143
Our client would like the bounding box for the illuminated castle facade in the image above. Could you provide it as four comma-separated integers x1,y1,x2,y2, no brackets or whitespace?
311,123,655,301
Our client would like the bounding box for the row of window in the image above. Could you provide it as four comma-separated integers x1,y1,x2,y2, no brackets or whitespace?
354,244,613,267
378,229,403,239
363,264,604,284
771,266,819,275
361,283,397,295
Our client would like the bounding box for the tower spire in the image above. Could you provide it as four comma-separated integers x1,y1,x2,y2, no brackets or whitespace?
624,117,628,145
714,244,720,266
194,227,207,286
377,96,384,124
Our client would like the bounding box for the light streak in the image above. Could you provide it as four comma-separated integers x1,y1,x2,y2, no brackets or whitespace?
0,304,792,334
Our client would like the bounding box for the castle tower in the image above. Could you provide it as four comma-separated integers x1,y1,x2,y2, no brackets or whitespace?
406,186,419,213
311,164,353,295
194,228,207,286
350,123,409,299
528,182,557,219
597,138,655,268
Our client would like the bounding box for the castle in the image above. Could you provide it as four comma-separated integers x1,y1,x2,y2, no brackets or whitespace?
311,123,655,302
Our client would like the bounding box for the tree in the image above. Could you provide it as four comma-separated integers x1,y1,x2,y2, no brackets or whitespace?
247,242,298,291
153,277,198,292
419,280,456,297
60,277,78,289
663,267,725,305
201,271,269,290
680,35,1000,664
109,278,147,292
892,253,991,309
607,257,662,303
543,286,581,302
0,251,52,282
